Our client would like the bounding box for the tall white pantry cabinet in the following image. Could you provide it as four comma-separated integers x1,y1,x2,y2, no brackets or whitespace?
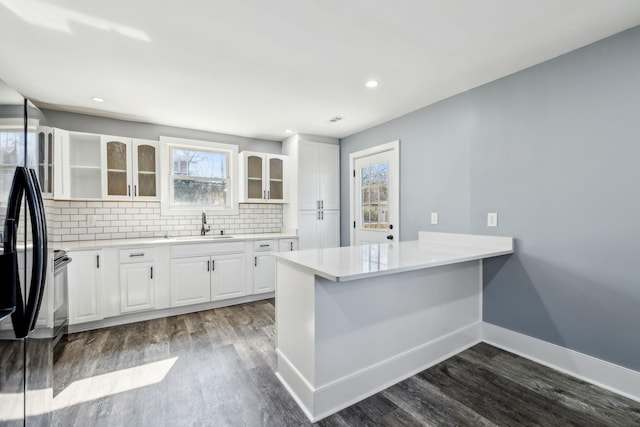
283,134,340,250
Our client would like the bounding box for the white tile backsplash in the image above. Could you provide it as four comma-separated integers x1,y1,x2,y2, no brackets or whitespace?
47,201,282,242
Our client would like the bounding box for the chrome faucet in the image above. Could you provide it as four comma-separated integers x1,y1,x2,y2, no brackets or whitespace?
201,211,211,235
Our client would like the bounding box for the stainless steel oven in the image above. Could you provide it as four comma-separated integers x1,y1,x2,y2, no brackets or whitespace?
53,249,71,347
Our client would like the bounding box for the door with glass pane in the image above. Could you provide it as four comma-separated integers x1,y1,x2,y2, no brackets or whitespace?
267,155,285,202
101,136,132,199
37,126,54,196
353,148,399,245
132,140,159,200
246,154,264,201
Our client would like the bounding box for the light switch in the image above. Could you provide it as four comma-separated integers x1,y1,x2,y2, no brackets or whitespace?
487,213,498,227
430,212,439,225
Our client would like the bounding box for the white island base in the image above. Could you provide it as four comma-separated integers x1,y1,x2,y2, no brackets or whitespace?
274,232,513,422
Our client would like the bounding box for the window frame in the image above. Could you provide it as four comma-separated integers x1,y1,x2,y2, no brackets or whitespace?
159,136,239,216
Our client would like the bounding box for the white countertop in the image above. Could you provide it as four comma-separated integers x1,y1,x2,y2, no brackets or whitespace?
55,232,298,251
273,231,514,282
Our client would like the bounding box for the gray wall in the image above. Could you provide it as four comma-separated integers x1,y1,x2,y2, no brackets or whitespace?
340,26,640,371
41,109,282,154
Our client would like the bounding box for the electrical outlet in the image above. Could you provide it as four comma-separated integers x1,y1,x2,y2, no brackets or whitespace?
487,213,498,227
430,212,439,225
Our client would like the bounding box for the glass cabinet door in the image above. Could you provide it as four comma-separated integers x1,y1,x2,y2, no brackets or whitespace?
37,127,54,194
247,155,263,200
268,157,283,200
106,140,129,196
135,143,157,198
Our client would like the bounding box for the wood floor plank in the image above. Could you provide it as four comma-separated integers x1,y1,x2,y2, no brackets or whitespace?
460,343,640,427
53,299,640,427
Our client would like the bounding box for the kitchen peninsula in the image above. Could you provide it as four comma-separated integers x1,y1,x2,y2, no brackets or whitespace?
274,232,513,422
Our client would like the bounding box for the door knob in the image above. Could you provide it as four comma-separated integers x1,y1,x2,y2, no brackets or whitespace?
386,235,393,240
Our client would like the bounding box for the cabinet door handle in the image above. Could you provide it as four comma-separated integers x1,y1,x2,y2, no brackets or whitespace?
254,256,257,267
321,200,324,209
150,266,153,279
317,200,320,209
129,253,145,257
263,190,266,199
128,185,131,196
290,241,293,251
259,244,270,248
134,185,137,197
212,260,215,271
321,210,324,220
207,260,210,271
96,255,100,269
267,190,270,200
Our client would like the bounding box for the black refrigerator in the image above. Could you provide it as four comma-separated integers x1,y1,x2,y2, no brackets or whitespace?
0,81,52,426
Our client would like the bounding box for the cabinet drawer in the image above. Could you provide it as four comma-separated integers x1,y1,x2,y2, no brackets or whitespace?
120,248,154,263
171,242,245,258
253,240,275,252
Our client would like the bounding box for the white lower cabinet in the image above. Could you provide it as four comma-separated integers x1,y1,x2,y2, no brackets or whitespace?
68,237,295,329
68,250,103,325
252,240,275,294
120,261,155,313
170,256,211,307
118,248,158,314
170,242,247,307
278,238,299,252
211,253,246,301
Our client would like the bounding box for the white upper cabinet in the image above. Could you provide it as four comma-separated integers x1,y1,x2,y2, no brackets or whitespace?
298,141,339,210
239,151,288,203
68,131,103,200
132,139,160,199
101,136,159,201
36,126,54,197
53,128,71,200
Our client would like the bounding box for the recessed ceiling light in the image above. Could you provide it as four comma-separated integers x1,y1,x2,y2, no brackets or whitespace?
91,97,105,103
365,80,379,88
285,129,293,134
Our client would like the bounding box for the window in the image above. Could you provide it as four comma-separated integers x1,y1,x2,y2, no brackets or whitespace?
0,120,37,205
361,161,389,229
160,136,239,215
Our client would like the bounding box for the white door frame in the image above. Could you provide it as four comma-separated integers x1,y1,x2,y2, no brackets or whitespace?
349,140,400,245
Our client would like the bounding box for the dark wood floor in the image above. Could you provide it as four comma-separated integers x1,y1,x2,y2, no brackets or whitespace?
53,299,640,426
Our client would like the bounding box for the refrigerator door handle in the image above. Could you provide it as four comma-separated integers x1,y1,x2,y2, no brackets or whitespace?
4,167,48,338
28,168,48,333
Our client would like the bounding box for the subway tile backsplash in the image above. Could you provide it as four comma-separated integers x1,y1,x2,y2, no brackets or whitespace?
48,201,282,242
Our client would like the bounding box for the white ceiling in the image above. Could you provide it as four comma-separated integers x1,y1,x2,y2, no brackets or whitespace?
1,1,639,141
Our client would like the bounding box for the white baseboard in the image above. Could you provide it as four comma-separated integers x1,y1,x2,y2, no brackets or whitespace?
482,322,640,403
278,322,482,422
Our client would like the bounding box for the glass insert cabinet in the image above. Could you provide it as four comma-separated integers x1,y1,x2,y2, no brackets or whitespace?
239,151,288,203
50,130,159,200
101,136,159,200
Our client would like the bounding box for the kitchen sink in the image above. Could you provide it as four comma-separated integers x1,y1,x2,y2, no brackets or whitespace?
174,235,235,241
